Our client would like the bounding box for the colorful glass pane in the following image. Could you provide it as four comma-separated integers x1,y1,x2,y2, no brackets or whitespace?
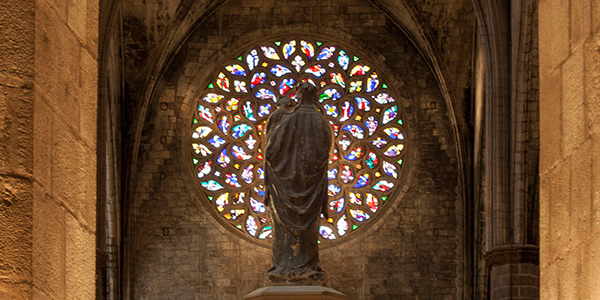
246,215,258,236
283,40,296,59
340,165,354,183
279,78,295,96
232,124,252,139
350,64,370,76
208,135,226,148
330,73,346,88
317,46,336,60
226,64,246,76
203,93,224,103
345,146,364,161
225,173,242,187
223,209,245,220
328,184,341,197
292,55,305,72
337,215,348,236
250,72,267,88
243,101,257,121
217,72,230,92
198,105,214,123
349,81,362,93
192,143,212,156
217,149,230,167
383,144,404,157
383,127,402,139
365,150,378,169
353,173,370,188
234,80,248,93
372,93,395,104
383,106,398,124
255,88,276,101
305,65,327,77
271,65,292,77
339,101,354,121
320,88,342,102
192,126,212,139
202,180,224,191
232,145,252,160
366,72,379,92
338,50,349,70
350,209,370,222
365,193,379,213
245,135,257,149
329,197,344,213
216,193,229,212
247,49,259,71
382,161,398,179
250,198,266,213
343,124,364,139
225,98,239,111
319,226,336,240
301,40,315,59
328,168,338,180
258,226,272,239
261,46,280,60
197,161,211,178
349,192,362,204
372,180,394,192
365,116,378,136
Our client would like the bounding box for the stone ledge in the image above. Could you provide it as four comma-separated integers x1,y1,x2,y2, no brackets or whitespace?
244,286,347,300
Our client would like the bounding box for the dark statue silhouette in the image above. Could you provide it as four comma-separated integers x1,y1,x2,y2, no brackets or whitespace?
263,82,333,285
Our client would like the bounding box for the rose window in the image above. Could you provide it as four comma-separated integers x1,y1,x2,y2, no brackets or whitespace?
188,37,407,246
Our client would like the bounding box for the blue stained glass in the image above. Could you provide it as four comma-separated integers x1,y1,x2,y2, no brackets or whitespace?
383,106,398,124
246,215,258,236
232,145,252,160
250,72,267,88
371,136,388,148
320,88,342,102
225,173,242,187
319,226,336,240
328,168,338,180
328,184,341,197
250,197,266,213
254,185,265,197
324,104,338,117
338,50,350,70
317,46,336,60
208,135,226,148
343,124,364,139
258,104,272,117
372,180,394,192
383,144,404,157
279,78,295,96
354,97,371,111
353,173,370,188
382,161,398,179
242,164,254,183
366,72,379,92
247,49,259,71
229,123,248,138
339,101,354,122
243,101,257,121
344,146,364,161
350,209,370,222
225,64,247,76
329,197,345,213
218,116,230,135
338,135,351,151
201,180,224,191
270,65,292,77
383,127,402,139
217,149,230,167
365,116,378,136
255,88,276,101
257,167,264,179
283,40,296,59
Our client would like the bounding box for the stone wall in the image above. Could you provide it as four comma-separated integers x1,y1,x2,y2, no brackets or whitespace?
129,0,464,299
539,0,600,298
0,0,99,298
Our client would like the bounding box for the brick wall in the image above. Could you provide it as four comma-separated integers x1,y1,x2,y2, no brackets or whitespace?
539,0,600,298
128,0,464,299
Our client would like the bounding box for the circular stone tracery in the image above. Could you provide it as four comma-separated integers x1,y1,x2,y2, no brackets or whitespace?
188,37,408,247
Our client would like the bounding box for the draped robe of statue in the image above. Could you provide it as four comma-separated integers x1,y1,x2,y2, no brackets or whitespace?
263,83,332,285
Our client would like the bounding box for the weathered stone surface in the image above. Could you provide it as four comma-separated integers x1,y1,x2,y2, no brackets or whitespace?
65,214,95,300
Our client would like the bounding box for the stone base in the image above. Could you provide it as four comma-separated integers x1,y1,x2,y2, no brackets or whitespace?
244,286,347,300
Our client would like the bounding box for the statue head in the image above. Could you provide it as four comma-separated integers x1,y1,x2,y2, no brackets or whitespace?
296,81,318,105
276,96,292,108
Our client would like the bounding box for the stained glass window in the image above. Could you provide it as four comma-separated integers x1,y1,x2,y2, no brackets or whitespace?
189,37,407,246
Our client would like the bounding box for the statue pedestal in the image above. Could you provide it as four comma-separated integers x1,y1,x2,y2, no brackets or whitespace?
244,286,347,300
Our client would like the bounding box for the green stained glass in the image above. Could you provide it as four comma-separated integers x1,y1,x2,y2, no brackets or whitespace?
352,224,359,230
275,41,281,46
316,41,323,46
208,195,213,201
236,224,242,230
397,119,403,125
193,118,198,124
382,196,388,202
397,159,403,165
237,56,243,61
382,83,388,88
317,240,321,244
193,158,199,164
208,83,214,88
353,56,359,61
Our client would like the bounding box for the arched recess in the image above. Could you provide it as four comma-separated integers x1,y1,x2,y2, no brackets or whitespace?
121,0,474,299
